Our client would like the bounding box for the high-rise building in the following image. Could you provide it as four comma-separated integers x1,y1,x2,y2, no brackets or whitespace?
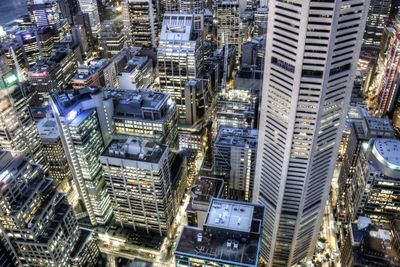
28,46,77,99
118,56,153,90
27,0,61,28
122,0,157,47
110,89,179,149
213,126,257,201
13,30,41,68
37,117,74,194
0,72,44,166
350,138,400,224
162,0,205,13
175,198,265,267
216,89,256,129
0,151,94,267
338,115,394,223
99,21,126,59
253,1,369,265
363,0,391,57
373,16,400,116
50,87,113,226
78,0,101,36
158,13,203,125
215,0,240,59
100,138,174,236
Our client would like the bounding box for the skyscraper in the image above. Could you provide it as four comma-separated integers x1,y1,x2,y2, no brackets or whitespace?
100,138,174,236
158,13,203,124
50,88,113,226
0,151,76,266
78,0,101,36
122,0,157,47
363,0,391,56
253,1,369,266
0,72,44,166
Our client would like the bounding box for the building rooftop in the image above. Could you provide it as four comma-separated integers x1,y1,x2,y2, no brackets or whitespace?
371,139,400,172
190,177,224,204
161,14,194,41
364,117,394,132
102,138,167,164
73,59,108,81
215,127,258,148
122,56,149,73
205,200,254,232
175,199,264,267
350,217,400,266
108,89,174,121
37,118,60,140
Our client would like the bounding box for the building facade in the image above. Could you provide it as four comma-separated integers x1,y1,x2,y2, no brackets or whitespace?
213,127,257,201
50,88,113,226
100,138,174,236
253,1,369,265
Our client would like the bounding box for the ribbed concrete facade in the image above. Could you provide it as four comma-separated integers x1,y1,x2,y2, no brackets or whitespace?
253,1,369,266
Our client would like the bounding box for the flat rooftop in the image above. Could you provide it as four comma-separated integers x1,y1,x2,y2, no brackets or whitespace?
371,139,400,171
175,199,264,266
364,117,394,132
37,118,60,140
161,14,194,41
102,138,167,164
215,127,257,148
191,177,224,203
206,200,254,232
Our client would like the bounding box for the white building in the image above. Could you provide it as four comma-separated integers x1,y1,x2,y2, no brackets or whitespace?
253,1,370,266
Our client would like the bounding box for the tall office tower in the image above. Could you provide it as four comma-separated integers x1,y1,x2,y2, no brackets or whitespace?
215,0,240,59
175,198,265,267
362,0,391,57
58,0,81,24
78,0,101,37
122,0,157,47
27,0,61,28
373,17,400,117
100,138,174,236
28,47,77,99
111,89,179,150
349,138,400,224
0,151,79,266
158,13,203,124
0,72,44,166
13,30,41,68
338,115,394,223
37,117,74,193
253,1,369,265
213,127,257,201
216,89,256,130
50,88,113,226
